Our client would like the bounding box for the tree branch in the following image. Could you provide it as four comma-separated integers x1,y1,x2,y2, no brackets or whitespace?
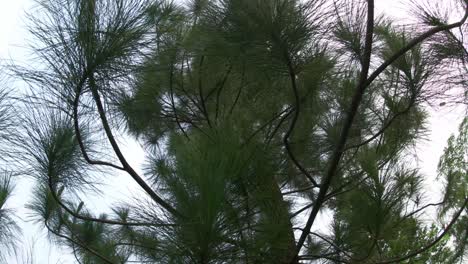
46,171,175,227
197,55,212,128
228,63,245,116
363,4,468,91
401,201,445,221
299,253,349,263
294,2,468,260
169,61,189,139
73,75,124,171
243,107,292,146
375,198,468,264
88,76,183,218
307,231,353,260
344,93,417,150
44,221,115,264
282,185,315,196
293,0,375,259
283,53,320,188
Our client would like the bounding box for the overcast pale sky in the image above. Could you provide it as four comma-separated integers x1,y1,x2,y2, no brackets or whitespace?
0,0,466,263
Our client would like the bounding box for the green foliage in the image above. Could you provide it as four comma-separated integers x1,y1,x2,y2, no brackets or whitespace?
438,117,468,213
4,0,468,263
437,117,468,263
0,80,20,261
0,173,20,262
19,110,97,192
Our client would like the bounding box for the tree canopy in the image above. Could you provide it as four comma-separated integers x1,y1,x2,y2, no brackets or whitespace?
1,0,468,263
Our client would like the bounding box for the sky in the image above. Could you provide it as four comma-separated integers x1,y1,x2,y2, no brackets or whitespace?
0,0,466,263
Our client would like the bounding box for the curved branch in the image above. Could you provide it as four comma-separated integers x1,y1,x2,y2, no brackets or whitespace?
44,222,115,264
88,76,183,218
73,75,124,171
375,198,468,264
294,2,468,260
363,4,468,90
283,53,319,188
46,173,175,227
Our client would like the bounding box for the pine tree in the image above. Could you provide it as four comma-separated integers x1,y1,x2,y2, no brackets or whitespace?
0,78,21,262
4,0,468,263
